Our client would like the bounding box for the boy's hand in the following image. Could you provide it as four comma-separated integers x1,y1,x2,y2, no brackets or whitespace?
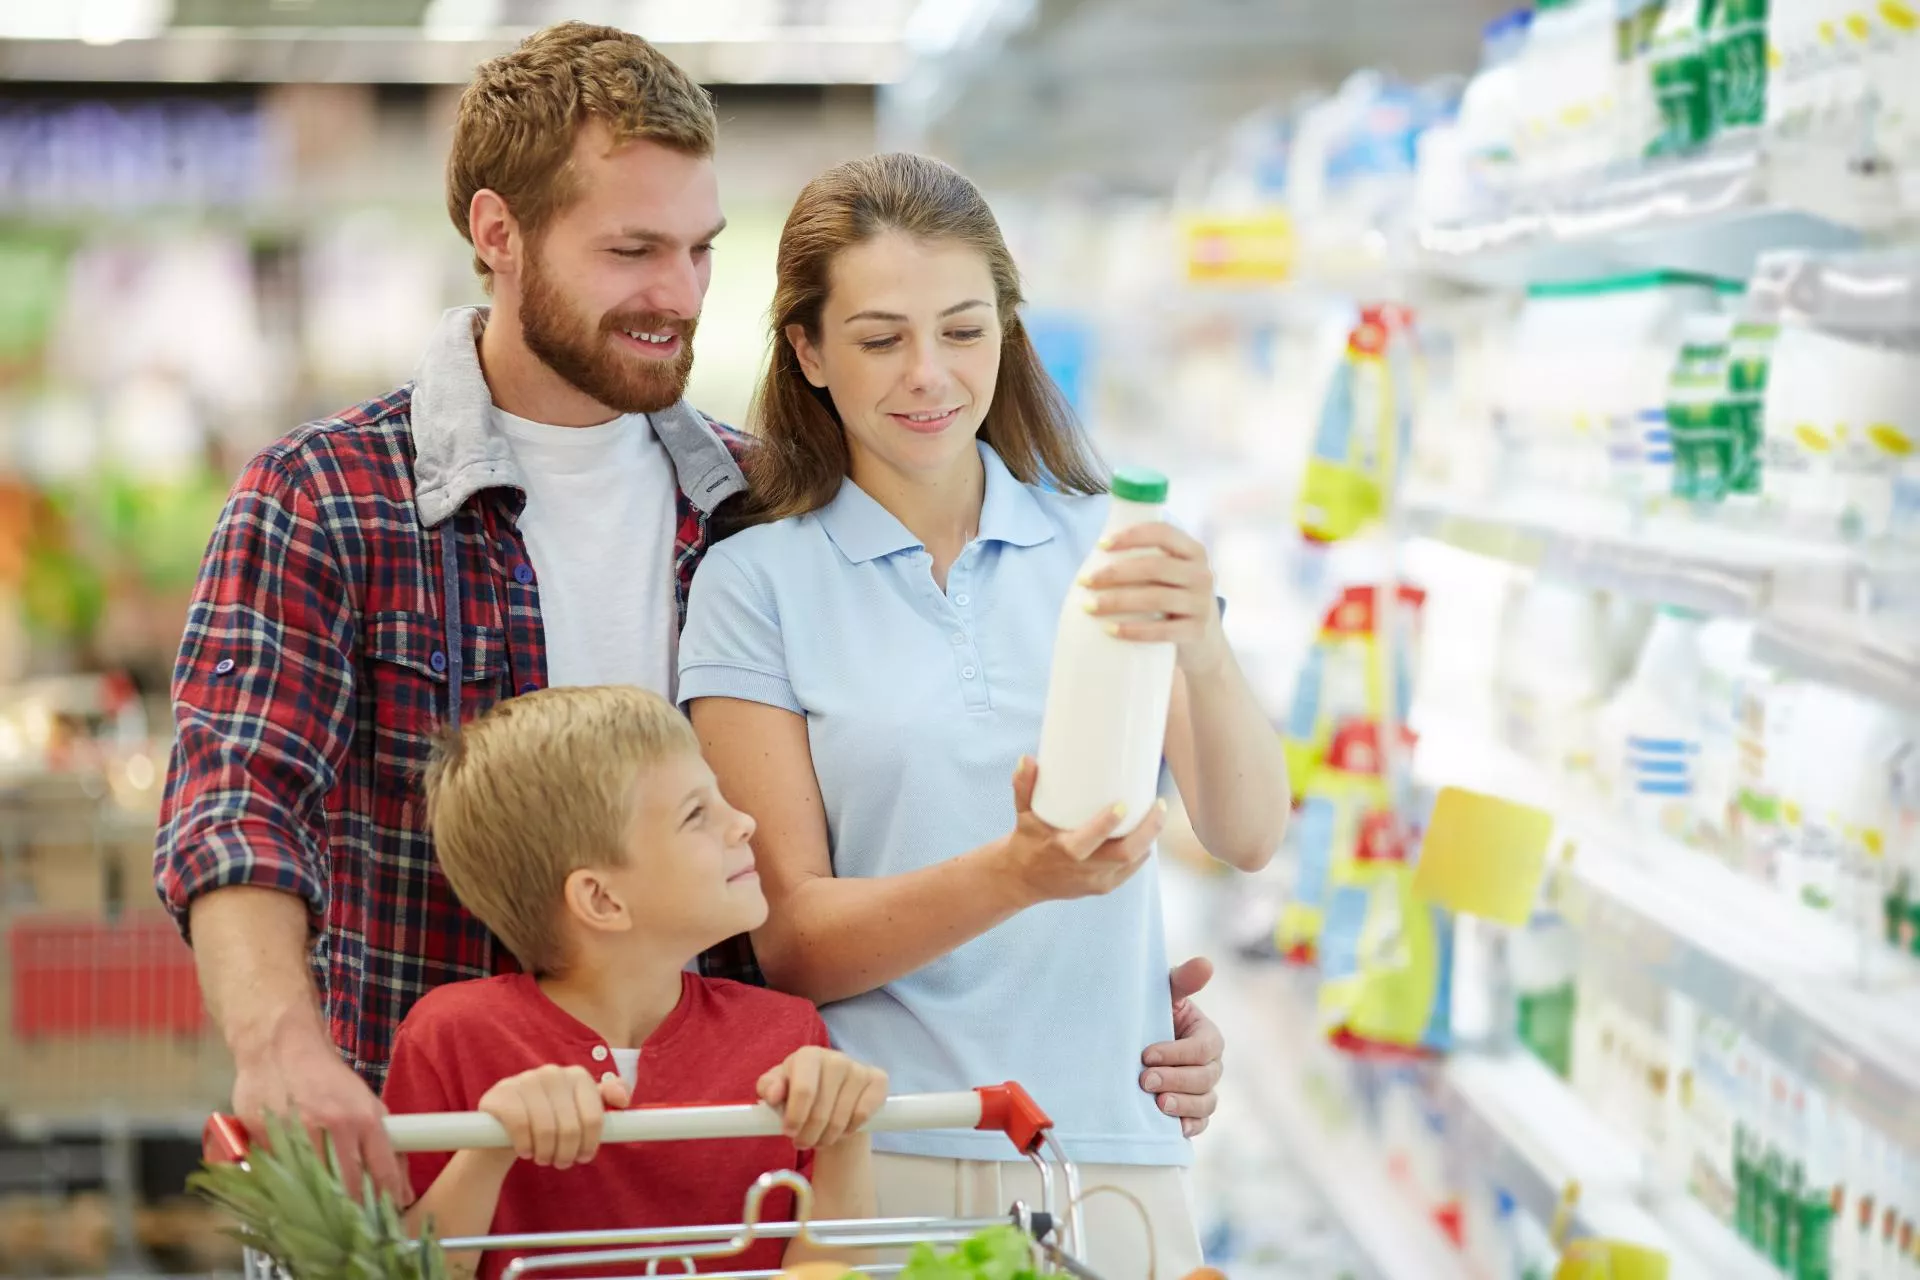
478,1065,632,1170
757,1048,887,1151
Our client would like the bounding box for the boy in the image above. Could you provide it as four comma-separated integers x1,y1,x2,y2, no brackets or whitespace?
382,686,884,1278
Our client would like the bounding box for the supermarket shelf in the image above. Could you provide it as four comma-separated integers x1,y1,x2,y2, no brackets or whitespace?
1400,487,1920,705
1437,1051,1776,1280
1751,615,1920,715
1438,1050,1637,1234
1415,143,1907,286
1411,711,1920,1153
1218,956,1772,1278
1213,961,1474,1280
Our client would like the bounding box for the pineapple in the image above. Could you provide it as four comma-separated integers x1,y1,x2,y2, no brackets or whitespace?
188,1112,448,1280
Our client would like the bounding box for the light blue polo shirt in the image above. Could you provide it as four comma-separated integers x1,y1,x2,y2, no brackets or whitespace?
678,441,1188,1167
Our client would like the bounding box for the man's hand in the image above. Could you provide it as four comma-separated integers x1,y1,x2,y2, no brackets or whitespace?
1139,956,1224,1139
758,1047,888,1151
233,1020,412,1205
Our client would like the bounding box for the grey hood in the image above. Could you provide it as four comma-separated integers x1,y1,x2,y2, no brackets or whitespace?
409,305,747,528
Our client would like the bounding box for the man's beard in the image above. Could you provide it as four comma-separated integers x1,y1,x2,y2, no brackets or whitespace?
519,252,697,415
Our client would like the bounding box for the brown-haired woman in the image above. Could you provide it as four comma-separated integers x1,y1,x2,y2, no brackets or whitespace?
678,153,1289,1272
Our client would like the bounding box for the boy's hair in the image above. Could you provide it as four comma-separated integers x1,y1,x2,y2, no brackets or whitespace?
447,20,719,283
424,685,701,975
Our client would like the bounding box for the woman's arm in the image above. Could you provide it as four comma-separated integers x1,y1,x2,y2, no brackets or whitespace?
690,698,1164,1006
1162,652,1290,871
1086,522,1289,871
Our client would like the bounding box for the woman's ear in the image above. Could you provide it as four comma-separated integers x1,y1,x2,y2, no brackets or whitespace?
785,324,829,389
562,867,631,935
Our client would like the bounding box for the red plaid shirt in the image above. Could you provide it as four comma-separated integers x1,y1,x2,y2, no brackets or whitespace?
156,308,760,1090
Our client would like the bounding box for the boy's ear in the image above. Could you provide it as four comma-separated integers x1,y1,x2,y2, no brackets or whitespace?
561,867,633,935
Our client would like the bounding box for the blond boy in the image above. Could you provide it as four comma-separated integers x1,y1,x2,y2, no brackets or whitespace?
383,687,882,1279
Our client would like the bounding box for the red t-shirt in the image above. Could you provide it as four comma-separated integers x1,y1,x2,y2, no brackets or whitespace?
382,972,829,1279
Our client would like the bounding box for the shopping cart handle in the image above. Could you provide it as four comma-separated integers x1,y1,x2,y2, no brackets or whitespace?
204,1083,1055,1165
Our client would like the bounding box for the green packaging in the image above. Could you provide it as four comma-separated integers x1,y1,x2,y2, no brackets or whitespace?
1724,314,1780,499
1711,0,1770,131
1667,315,1736,503
1648,0,1719,155
1736,1121,1762,1243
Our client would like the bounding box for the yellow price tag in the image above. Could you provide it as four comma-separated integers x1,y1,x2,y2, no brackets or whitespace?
1182,213,1295,285
1411,787,1555,925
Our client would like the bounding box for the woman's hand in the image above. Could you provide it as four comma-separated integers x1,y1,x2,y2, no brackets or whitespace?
997,756,1166,907
1081,521,1227,676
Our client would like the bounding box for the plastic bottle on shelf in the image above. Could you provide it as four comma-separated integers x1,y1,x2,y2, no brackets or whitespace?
1666,307,1740,507
1721,282,1783,522
1710,0,1774,134
1456,9,1536,210
1563,0,1623,176
1684,1012,1744,1225
1603,605,1708,842
1616,0,1670,164
1031,468,1178,835
1648,0,1719,156
1824,691,1917,948
1779,686,1844,917
1500,578,1615,784
1516,0,1584,185
1695,618,1758,860
1864,0,1920,173
1768,0,1820,134
1512,910,1580,1078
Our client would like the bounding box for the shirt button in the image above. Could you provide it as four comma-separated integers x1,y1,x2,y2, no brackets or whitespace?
519,682,540,695
601,1071,622,1087
952,632,965,645
953,594,971,607
514,563,535,585
429,650,447,674
213,658,236,676
962,666,977,680
592,1046,609,1062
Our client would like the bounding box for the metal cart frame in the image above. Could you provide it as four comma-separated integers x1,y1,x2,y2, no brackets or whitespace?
204,1083,1123,1279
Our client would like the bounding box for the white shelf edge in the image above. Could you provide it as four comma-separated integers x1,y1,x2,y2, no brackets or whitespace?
1411,141,1911,282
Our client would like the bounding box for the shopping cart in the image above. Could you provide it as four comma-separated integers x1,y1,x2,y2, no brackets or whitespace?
203,1083,1133,1279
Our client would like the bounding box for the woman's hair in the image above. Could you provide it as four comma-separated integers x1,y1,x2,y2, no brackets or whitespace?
739,152,1106,525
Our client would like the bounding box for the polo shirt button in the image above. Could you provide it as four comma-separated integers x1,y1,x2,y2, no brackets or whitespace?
953,594,971,607
429,650,447,674
514,563,534,585
962,666,977,680
213,658,236,676
592,1045,609,1062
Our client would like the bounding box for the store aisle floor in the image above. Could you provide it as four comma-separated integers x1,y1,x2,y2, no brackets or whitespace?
1161,863,1377,1279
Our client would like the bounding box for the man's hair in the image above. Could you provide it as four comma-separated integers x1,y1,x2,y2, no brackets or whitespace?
424,685,701,975
447,21,719,282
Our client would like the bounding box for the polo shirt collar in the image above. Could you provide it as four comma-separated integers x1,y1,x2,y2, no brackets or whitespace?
818,440,1057,565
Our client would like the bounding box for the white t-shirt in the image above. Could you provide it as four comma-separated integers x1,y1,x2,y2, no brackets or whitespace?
494,408,680,697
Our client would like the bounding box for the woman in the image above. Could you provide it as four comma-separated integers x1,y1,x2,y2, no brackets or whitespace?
677,153,1289,1273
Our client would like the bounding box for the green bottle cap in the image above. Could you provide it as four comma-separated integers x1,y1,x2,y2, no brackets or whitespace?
1111,467,1169,504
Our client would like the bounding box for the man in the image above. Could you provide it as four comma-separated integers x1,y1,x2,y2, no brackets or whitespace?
156,20,1225,1206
